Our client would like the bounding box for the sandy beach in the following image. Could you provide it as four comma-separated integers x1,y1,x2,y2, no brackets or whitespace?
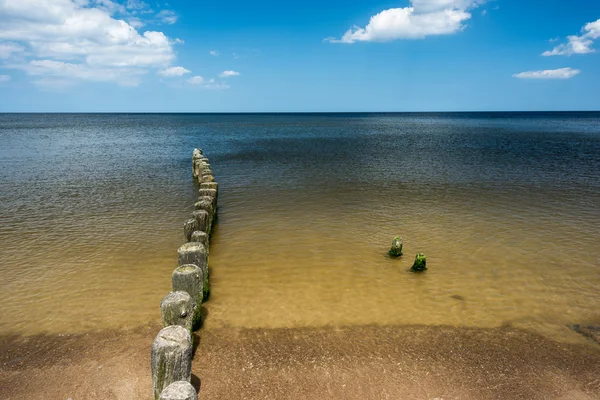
2,323,599,400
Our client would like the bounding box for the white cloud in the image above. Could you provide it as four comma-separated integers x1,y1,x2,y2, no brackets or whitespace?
0,42,24,59
0,0,182,86
327,0,484,43
204,82,230,90
543,19,600,56
159,66,191,77
0,74,11,82
185,76,230,89
188,75,205,85
219,70,240,77
128,17,145,28
23,59,146,86
156,10,178,24
209,50,219,56
513,67,580,80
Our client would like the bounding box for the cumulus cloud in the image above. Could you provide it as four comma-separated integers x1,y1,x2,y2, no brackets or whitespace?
156,10,178,24
513,67,580,80
0,0,182,86
188,75,205,85
209,50,219,56
543,19,600,56
0,74,10,82
327,0,484,43
159,66,191,77
219,70,240,77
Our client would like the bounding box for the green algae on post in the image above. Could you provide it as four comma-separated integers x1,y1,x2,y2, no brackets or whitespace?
389,236,403,257
411,253,427,272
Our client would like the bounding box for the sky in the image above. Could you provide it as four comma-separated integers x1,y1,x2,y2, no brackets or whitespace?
0,0,599,112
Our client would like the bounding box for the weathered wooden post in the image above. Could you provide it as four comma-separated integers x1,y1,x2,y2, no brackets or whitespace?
151,326,193,400
160,291,196,333
200,182,218,191
190,231,209,249
177,243,209,299
159,381,197,400
411,253,427,272
389,237,403,257
191,210,209,233
194,197,215,233
183,218,198,242
198,188,217,208
173,265,206,326
200,174,215,183
178,242,208,270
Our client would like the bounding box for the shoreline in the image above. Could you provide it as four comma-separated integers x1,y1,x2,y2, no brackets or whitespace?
2,323,599,399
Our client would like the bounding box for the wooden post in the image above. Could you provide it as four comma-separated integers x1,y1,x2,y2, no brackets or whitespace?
177,242,208,272
190,231,209,249
173,265,206,326
191,210,209,233
151,326,192,400
160,291,196,333
183,218,198,242
159,381,197,400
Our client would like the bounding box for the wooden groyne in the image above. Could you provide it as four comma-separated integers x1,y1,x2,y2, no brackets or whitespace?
151,148,217,400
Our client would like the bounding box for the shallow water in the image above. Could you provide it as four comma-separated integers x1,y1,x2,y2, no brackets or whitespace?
0,113,599,341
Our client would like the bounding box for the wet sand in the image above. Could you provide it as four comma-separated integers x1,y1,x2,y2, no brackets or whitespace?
2,324,599,400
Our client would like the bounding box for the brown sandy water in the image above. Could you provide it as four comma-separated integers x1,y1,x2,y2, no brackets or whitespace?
0,113,599,344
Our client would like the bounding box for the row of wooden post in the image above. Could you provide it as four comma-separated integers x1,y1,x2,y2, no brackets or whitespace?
150,148,218,400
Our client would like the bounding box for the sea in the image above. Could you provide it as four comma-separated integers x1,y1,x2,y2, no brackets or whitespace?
0,112,599,342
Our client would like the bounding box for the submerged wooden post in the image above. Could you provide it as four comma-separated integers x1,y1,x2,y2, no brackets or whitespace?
173,265,206,327
159,381,197,400
411,253,427,272
151,326,193,400
389,237,403,257
160,291,196,333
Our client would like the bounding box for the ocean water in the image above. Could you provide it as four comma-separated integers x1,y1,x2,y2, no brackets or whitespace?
0,113,599,341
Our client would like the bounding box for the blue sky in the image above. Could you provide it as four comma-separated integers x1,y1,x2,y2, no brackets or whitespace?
0,0,599,112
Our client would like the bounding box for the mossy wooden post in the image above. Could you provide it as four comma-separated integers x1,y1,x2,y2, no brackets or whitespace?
389,237,403,257
178,242,208,277
194,197,214,233
183,218,198,242
160,291,196,333
190,231,209,249
411,253,427,272
198,188,217,208
191,210,209,233
159,381,197,400
201,174,215,183
192,149,203,178
173,265,206,327
200,182,218,191
151,326,192,400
